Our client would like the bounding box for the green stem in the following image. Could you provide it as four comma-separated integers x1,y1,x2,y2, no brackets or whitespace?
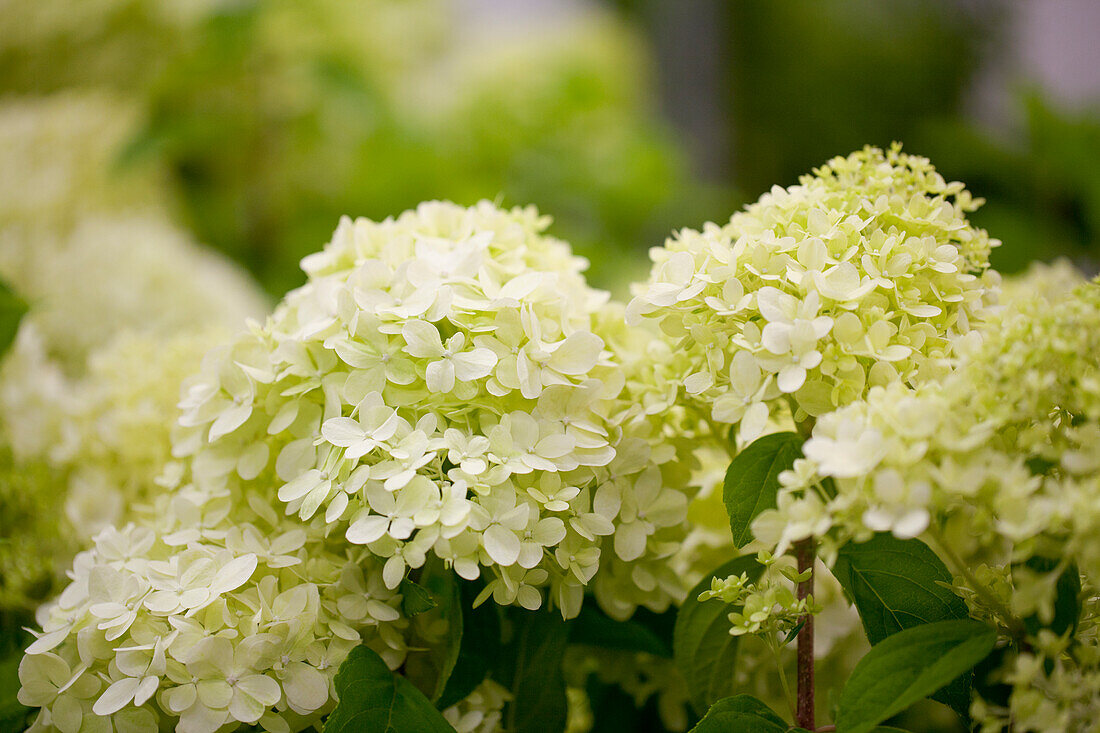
785,396,815,439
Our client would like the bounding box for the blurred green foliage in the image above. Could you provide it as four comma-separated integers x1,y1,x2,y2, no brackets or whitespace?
916,95,1100,273
0,0,728,295
725,0,990,195
4,0,1094,296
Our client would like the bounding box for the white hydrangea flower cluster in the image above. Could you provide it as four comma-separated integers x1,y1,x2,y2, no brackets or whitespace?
0,91,270,613
762,280,1100,563
19,459,411,733
441,679,510,733
12,214,268,373
0,91,267,372
174,201,695,621
999,257,1087,306
0,91,168,233
972,623,1100,732
17,201,705,732
0,91,170,324
53,330,235,538
757,281,1100,726
0,325,72,463
627,144,1000,443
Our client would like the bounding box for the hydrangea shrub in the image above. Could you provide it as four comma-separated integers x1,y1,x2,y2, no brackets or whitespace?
7,148,1100,733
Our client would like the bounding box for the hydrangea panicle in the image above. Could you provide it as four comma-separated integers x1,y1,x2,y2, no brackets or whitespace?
761,280,1100,729
175,200,695,621
19,201,705,732
628,144,1000,443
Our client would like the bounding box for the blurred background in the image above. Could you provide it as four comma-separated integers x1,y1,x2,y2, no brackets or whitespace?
3,0,1098,299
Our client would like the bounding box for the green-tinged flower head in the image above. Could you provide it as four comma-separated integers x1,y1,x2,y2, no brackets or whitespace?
0,91,169,233
0,324,71,462
699,551,817,638
442,679,510,733
999,257,1087,306
54,329,235,537
0,447,73,613
175,201,694,621
563,558,863,733
20,476,410,733
972,618,1100,732
766,279,1100,559
760,280,1100,726
0,92,267,372
19,201,701,732
628,144,1000,443
13,214,267,373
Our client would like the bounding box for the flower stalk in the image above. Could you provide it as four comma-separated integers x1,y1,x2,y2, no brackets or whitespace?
795,537,816,730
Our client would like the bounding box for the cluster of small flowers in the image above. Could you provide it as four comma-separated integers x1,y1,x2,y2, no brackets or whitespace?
0,91,269,613
627,144,1000,444
0,92,267,371
14,214,267,373
999,257,1088,306
53,330,235,537
19,458,412,733
442,679,510,733
699,552,817,638
0,261,259,546
174,201,697,621
972,624,1100,732
760,279,1100,723
0,91,169,237
763,279,1100,565
562,561,864,733
17,201,709,731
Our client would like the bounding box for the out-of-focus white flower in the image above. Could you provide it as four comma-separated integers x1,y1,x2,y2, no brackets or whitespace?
442,679,511,733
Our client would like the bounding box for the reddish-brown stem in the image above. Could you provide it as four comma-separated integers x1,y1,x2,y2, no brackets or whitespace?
795,538,815,730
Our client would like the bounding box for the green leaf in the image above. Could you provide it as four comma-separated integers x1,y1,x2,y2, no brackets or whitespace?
0,281,27,360
437,581,502,710
724,432,804,547
323,645,456,733
833,534,968,643
402,561,461,704
400,579,438,617
570,604,671,658
585,676,680,733
1016,556,1081,639
689,694,787,732
673,555,765,716
835,619,997,733
502,608,570,733
833,533,973,716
